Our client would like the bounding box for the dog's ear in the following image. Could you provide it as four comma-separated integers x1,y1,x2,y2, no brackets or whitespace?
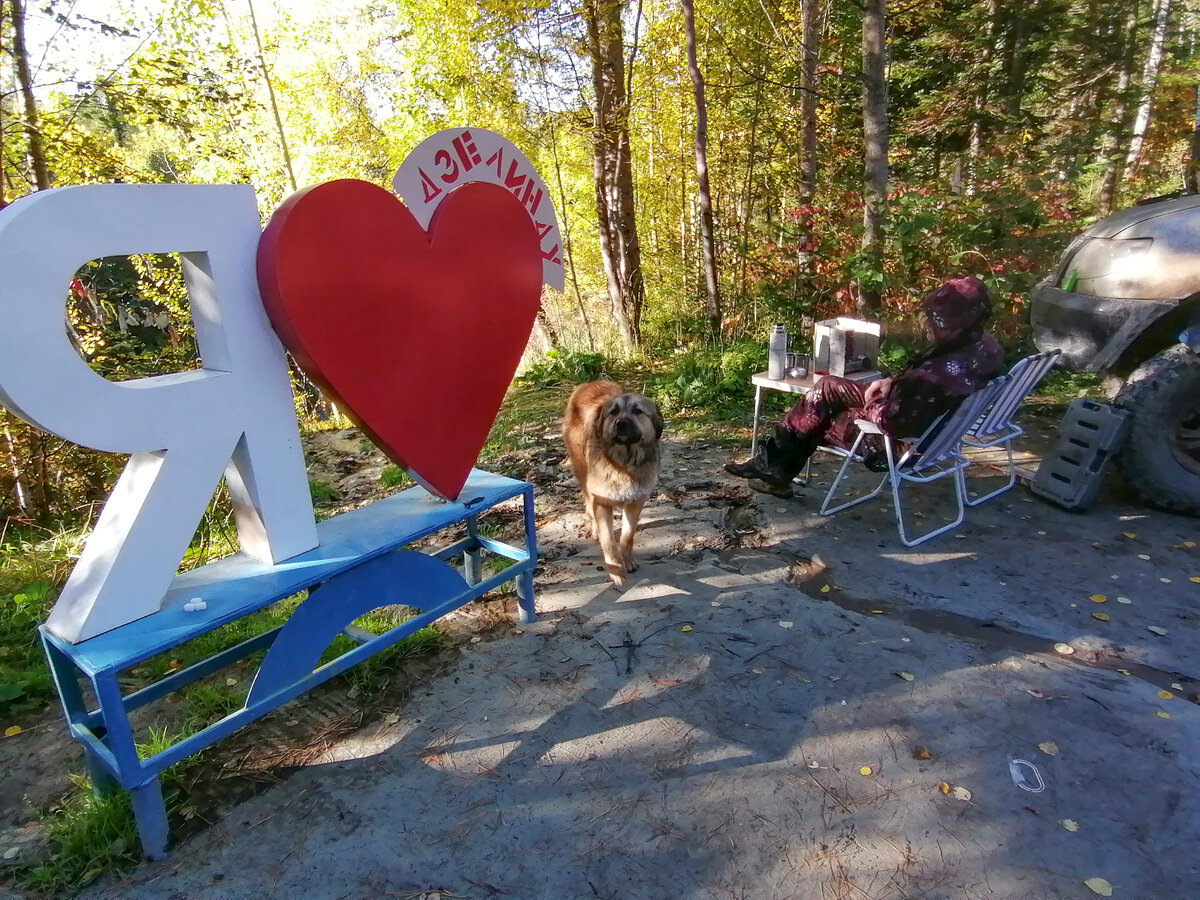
649,401,664,440
594,399,614,438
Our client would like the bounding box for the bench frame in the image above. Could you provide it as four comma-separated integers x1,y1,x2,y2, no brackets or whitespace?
40,469,536,859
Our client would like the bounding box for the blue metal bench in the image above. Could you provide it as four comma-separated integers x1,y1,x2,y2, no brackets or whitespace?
40,468,536,859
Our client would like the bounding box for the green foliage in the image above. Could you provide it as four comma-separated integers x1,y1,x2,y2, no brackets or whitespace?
517,349,609,388
648,341,766,417
380,465,412,488
878,341,913,372
0,580,56,715
20,780,142,892
308,478,338,504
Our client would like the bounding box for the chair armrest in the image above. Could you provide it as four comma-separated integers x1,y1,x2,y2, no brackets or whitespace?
854,419,885,435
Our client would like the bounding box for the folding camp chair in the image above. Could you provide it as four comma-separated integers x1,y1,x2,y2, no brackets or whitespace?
960,350,1061,505
818,377,1011,547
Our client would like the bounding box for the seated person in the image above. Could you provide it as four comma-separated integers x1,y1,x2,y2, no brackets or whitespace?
725,276,1007,497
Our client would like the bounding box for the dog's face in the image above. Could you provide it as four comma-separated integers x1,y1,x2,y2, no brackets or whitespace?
596,392,663,447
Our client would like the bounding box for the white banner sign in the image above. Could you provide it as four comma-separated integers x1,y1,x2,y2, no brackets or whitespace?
393,128,565,291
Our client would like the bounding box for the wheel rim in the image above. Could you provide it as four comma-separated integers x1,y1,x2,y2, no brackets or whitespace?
1172,403,1200,476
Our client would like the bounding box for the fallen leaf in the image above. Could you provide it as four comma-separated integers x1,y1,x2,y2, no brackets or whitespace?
950,785,972,801
1190,577,1200,584
1054,642,1075,655
896,671,916,681
820,585,831,593
1157,689,1174,700
1116,596,1132,604
911,745,933,760
1161,577,1173,584
777,621,793,629
1137,554,1151,560
2,847,18,861
869,609,885,614
1026,689,1045,698
1084,877,1113,896
1176,541,1196,549
1092,612,1110,622
680,625,693,632
1060,818,1080,832
859,765,873,776
936,781,951,794
384,712,400,725
1157,710,1172,719
1117,669,1132,676
1171,682,1183,691
710,601,722,607
1147,626,1168,636
3,725,20,738
1089,594,1108,603
1122,532,1137,539
224,677,238,687
1037,741,1059,756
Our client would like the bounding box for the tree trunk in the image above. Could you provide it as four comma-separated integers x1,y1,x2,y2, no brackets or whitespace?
583,0,645,351
1187,83,1200,194
796,0,822,281
1126,0,1172,174
1098,3,1140,217
10,0,51,190
738,81,760,303
682,0,721,334
968,0,997,195
859,0,888,315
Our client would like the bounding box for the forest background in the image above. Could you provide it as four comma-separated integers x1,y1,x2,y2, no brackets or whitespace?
1,0,1198,703
0,0,1198,885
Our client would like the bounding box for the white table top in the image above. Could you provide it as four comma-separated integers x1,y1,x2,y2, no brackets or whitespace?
751,370,882,394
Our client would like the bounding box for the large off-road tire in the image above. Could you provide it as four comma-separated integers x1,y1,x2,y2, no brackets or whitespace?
1113,344,1200,517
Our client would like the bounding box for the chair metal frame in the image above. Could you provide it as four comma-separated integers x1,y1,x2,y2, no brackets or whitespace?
960,350,1061,506
818,377,1011,547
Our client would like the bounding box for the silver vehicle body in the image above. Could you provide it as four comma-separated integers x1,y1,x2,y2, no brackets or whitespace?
1031,194,1200,372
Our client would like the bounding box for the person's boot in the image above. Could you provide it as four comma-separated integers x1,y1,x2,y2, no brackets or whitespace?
724,449,773,480
724,436,795,483
724,429,811,493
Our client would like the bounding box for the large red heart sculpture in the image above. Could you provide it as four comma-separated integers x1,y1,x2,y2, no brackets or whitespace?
257,179,542,500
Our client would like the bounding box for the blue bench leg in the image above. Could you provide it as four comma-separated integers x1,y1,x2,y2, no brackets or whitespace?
130,778,170,860
464,515,482,586
516,571,536,624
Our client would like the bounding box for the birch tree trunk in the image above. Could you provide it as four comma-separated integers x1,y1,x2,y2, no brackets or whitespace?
796,0,822,281
583,0,645,351
682,0,721,333
1125,0,1172,174
859,0,888,315
1187,83,1200,194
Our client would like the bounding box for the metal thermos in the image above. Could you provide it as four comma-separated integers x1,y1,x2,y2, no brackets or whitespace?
768,325,788,380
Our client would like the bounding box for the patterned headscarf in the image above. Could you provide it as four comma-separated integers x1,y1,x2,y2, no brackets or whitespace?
919,277,992,346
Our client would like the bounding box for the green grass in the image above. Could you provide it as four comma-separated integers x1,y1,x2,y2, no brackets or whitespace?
10,607,443,894
1030,367,1107,408
20,727,194,893
380,464,411,488
308,478,338,504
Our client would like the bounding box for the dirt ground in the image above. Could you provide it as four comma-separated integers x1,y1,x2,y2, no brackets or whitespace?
8,407,1200,899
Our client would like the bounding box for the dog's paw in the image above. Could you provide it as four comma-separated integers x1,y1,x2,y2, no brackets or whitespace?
623,555,639,573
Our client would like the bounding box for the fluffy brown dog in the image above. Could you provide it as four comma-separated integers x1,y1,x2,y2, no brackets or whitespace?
563,380,663,586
